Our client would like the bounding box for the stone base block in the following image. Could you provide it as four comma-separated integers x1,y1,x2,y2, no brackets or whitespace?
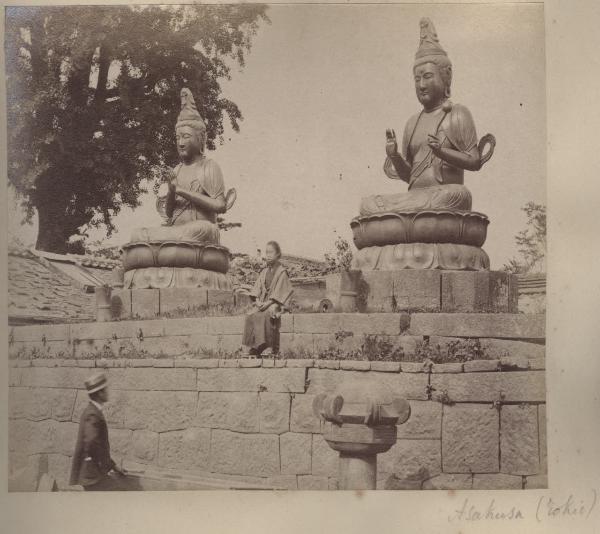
115,288,239,319
160,288,209,316
441,271,519,313
325,270,517,313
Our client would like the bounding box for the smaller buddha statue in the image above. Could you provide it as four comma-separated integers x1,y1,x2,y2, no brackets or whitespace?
131,88,235,243
123,88,237,289
360,18,494,216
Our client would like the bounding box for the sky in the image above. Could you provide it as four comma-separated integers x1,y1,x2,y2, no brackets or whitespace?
8,3,546,269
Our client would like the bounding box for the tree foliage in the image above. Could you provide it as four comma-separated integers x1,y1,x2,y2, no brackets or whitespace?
6,4,269,253
503,202,546,274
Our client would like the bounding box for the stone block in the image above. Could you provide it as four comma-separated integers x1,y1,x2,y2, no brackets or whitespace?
441,271,489,313
196,368,307,393
12,323,70,343
76,319,166,341
205,316,245,335
479,338,545,359
501,405,539,475
539,405,547,474
121,391,197,432
209,430,280,477
316,359,340,370
339,313,404,335
20,367,91,389
285,359,314,368
379,475,423,490
280,432,312,475
500,356,529,370
157,428,211,470
290,394,322,433
340,360,370,371
259,393,291,434
422,474,472,490
219,334,244,355
323,273,341,307
442,404,499,473
107,367,196,391
109,428,133,461
187,334,221,356
207,289,235,308
431,362,463,373
360,270,394,312
159,288,208,315
369,361,401,373
46,453,73,490
261,359,286,368
463,359,500,372
410,313,545,340
129,430,159,463
397,401,441,439
392,270,441,311
280,314,294,333
297,475,328,490
400,361,428,373
8,453,46,492
174,358,219,368
195,392,259,432
378,439,441,481
311,434,339,477
131,289,160,319
473,473,523,489
111,289,132,320
18,388,78,422
430,371,545,402
441,271,518,313
524,474,548,489
280,333,314,356
267,475,298,490
306,368,429,400
313,332,363,355
164,317,208,336
238,358,262,368
293,314,343,334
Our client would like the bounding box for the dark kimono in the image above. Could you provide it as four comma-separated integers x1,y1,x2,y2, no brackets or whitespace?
242,262,293,354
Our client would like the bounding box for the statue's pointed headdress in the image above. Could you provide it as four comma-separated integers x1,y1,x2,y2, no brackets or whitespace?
176,88,206,130
414,18,451,66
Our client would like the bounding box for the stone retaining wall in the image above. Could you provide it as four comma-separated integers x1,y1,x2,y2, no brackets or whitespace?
8,312,545,361
8,313,547,491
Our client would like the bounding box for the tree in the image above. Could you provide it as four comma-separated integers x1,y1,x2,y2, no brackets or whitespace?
503,202,546,274
6,5,269,253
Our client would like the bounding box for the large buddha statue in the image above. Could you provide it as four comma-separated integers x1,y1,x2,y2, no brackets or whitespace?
351,18,495,271
122,88,236,289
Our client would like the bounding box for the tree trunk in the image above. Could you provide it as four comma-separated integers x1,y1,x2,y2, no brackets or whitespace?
34,200,86,254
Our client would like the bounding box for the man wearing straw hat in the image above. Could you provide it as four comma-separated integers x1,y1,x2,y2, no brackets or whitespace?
69,372,127,491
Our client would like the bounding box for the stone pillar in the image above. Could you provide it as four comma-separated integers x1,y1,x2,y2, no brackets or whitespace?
313,387,411,490
95,286,113,322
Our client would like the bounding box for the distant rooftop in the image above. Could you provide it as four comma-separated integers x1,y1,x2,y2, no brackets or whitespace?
7,245,118,325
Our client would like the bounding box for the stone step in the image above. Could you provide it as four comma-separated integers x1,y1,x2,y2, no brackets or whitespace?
118,465,281,491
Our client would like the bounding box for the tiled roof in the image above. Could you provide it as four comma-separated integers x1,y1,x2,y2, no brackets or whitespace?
8,245,97,324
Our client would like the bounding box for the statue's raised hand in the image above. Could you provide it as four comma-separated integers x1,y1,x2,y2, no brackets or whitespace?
386,129,399,158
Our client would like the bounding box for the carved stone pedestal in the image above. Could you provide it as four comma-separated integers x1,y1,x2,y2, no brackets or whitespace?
313,386,411,490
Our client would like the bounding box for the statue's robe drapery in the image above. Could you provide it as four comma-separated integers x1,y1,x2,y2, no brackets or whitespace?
242,263,294,354
130,158,224,243
361,103,477,215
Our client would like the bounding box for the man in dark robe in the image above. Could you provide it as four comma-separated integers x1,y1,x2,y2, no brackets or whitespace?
242,241,293,356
